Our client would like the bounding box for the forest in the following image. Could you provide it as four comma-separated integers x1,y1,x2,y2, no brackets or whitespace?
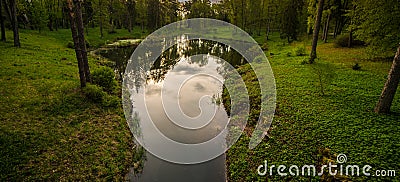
0,0,399,181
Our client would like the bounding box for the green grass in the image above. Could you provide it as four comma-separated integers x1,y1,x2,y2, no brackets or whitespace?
0,27,145,180
227,33,400,181
1,27,399,181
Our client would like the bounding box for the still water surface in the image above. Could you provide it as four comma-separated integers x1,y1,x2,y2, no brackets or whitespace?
97,35,245,182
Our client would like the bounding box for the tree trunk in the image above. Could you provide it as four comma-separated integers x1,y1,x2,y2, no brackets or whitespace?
348,28,353,48
323,13,330,43
67,0,86,88
100,20,103,37
10,0,20,47
74,0,91,83
2,0,11,23
309,0,324,64
374,44,400,114
0,0,6,42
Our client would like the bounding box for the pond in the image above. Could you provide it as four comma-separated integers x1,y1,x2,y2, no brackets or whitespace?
97,35,246,182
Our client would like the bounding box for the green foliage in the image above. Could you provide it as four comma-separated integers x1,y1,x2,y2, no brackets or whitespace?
334,34,364,48
280,0,306,43
187,0,214,18
226,32,400,181
352,0,400,57
82,84,120,108
102,94,121,108
67,41,74,49
334,34,350,48
0,29,135,180
261,43,269,51
293,45,306,56
30,0,49,32
310,61,336,96
91,67,117,93
83,84,105,103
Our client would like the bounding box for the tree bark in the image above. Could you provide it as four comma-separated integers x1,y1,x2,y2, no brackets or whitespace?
2,0,11,23
74,0,91,83
309,0,324,63
67,0,86,88
348,28,353,47
374,44,400,114
0,0,6,42
10,0,20,47
323,13,330,43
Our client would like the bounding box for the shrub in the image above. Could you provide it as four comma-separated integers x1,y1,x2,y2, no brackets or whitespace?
83,84,105,103
261,43,269,51
67,41,74,49
102,95,121,108
352,63,361,70
133,32,142,39
91,67,117,93
294,46,306,56
300,58,309,65
334,34,365,48
108,30,117,34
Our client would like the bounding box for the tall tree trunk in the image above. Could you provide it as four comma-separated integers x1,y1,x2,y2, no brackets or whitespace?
67,0,86,88
309,0,324,64
348,28,353,47
100,20,103,37
10,0,20,47
0,0,6,42
333,19,339,38
374,44,400,114
2,0,11,23
74,0,91,83
323,13,330,43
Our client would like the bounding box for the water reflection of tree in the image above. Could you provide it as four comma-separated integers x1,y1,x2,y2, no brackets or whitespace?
148,38,245,84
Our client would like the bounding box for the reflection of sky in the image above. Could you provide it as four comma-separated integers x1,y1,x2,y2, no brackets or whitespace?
133,55,229,145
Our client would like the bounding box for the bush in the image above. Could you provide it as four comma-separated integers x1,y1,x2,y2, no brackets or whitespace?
334,34,365,48
91,67,117,93
67,41,74,49
82,84,120,108
108,30,117,34
83,84,105,103
102,95,121,108
261,43,269,51
352,63,362,70
294,46,306,56
300,58,309,65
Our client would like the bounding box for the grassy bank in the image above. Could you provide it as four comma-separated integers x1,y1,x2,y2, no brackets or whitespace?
0,28,144,180
227,34,400,181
